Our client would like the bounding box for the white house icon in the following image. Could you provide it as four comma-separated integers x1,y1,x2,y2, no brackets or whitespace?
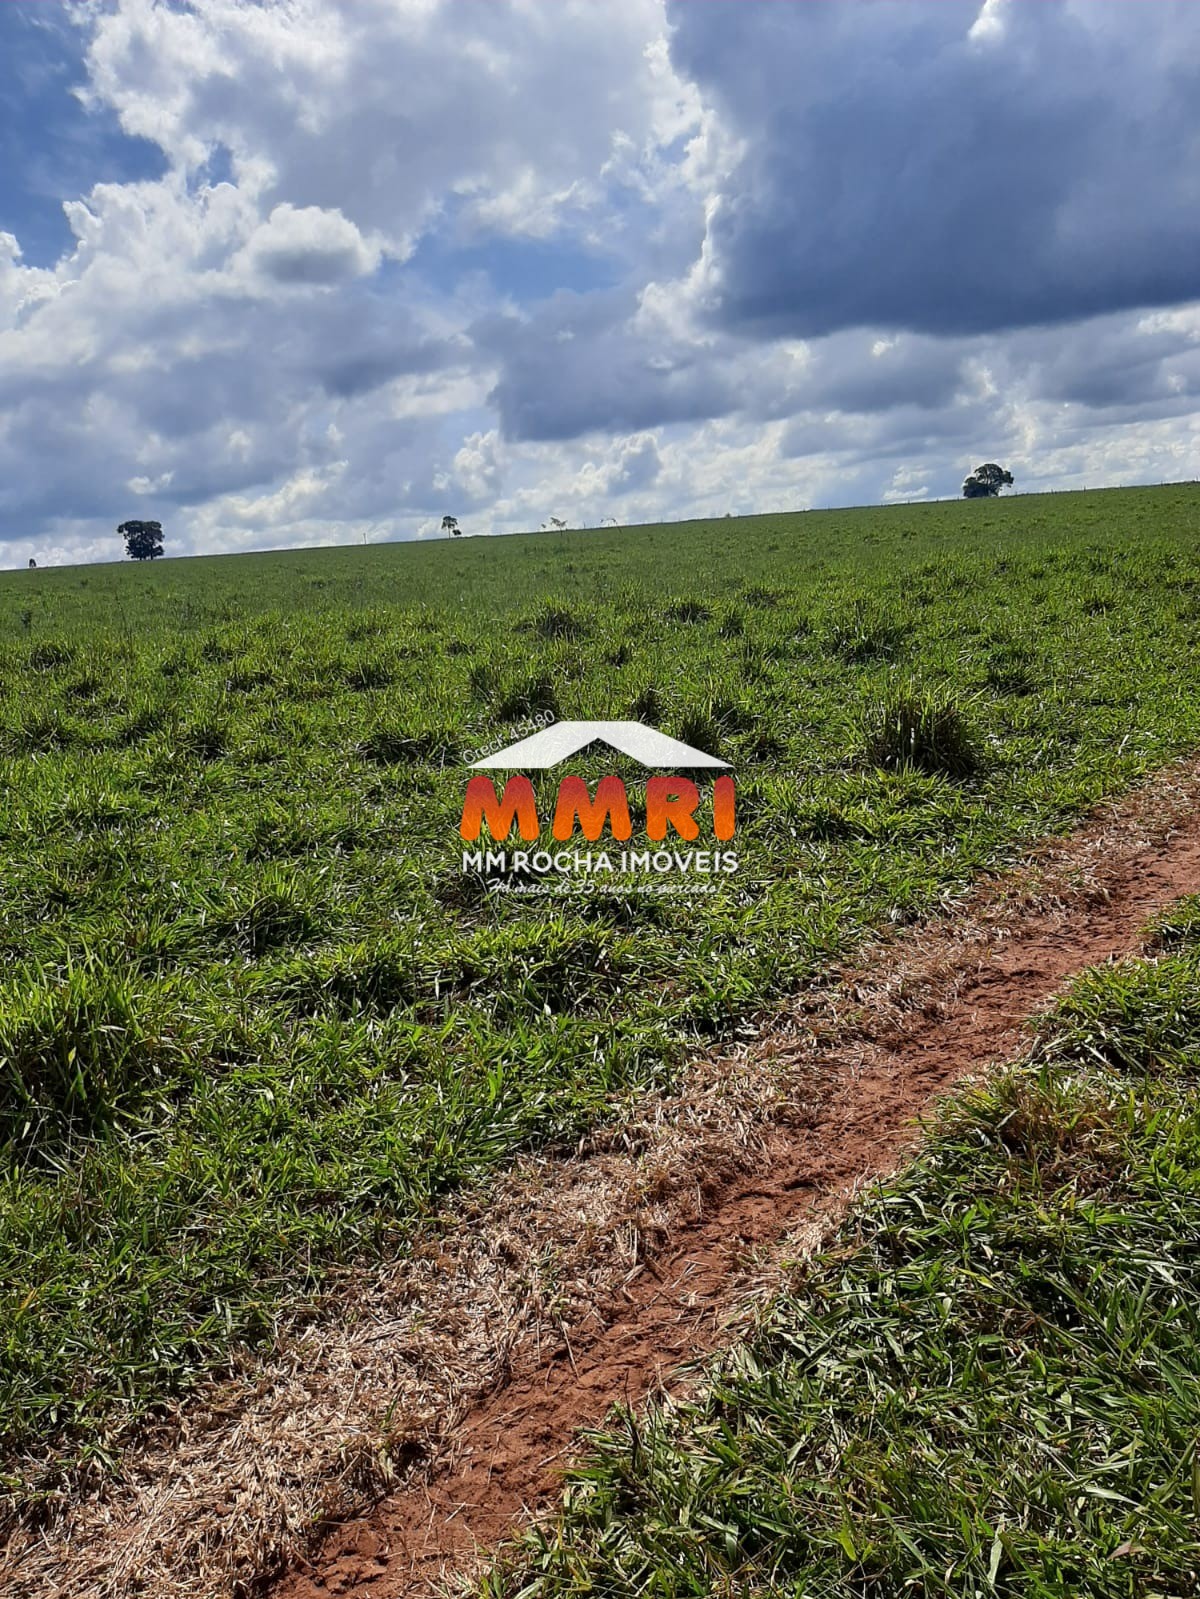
469,719,728,770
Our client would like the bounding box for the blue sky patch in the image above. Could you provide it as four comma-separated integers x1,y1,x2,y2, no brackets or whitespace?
0,4,166,267
407,228,622,305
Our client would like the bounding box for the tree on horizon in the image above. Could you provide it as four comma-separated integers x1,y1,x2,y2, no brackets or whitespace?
119,520,165,559
962,463,1014,499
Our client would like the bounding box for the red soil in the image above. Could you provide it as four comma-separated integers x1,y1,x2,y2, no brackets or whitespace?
272,815,1200,1599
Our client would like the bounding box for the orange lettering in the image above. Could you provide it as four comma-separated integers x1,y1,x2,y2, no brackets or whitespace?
552,775,632,841
646,776,700,841
713,775,736,840
459,775,539,841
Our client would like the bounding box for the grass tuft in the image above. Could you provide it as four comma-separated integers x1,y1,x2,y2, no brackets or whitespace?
496,673,560,720
0,963,191,1148
1143,893,1200,952
862,687,981,778
825,599,908,662
522,604,587,641
665,598,712,623
357,726,460,766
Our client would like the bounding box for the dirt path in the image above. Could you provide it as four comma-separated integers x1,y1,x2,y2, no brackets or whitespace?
8,761,1200,1599
271,783,1200,1598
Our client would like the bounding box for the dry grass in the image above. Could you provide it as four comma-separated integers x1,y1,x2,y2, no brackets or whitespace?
6,754,1200,1599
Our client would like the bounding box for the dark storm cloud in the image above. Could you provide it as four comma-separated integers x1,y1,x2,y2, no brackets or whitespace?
669,0,1200,339
1009,319,1200,412
780,396,1000,469
314,304,462,401
477,291,739,441
775,332,969,418
479,286,973,444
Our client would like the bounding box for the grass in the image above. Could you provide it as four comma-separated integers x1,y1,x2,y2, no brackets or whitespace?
860,685,982,777
2,484,1200,1495
0,959,195,1150
481,934,1200,1599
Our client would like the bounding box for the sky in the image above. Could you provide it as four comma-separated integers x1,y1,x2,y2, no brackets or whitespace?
1,0,1198,567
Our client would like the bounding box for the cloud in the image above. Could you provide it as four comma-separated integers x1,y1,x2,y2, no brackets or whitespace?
478,289,739,442
0,0,1198,568
450,429,504,502
241,203,381,285
670,0,1200,338
607,432,660,492
81,0,692,251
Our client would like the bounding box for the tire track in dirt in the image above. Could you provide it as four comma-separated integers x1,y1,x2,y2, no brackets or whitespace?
271,793,1200,1598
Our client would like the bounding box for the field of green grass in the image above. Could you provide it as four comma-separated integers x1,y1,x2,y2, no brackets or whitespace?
483,904,1200,1599
1,485,1199,1505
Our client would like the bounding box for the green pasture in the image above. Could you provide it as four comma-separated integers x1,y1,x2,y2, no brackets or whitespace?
1,484,1198,1501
